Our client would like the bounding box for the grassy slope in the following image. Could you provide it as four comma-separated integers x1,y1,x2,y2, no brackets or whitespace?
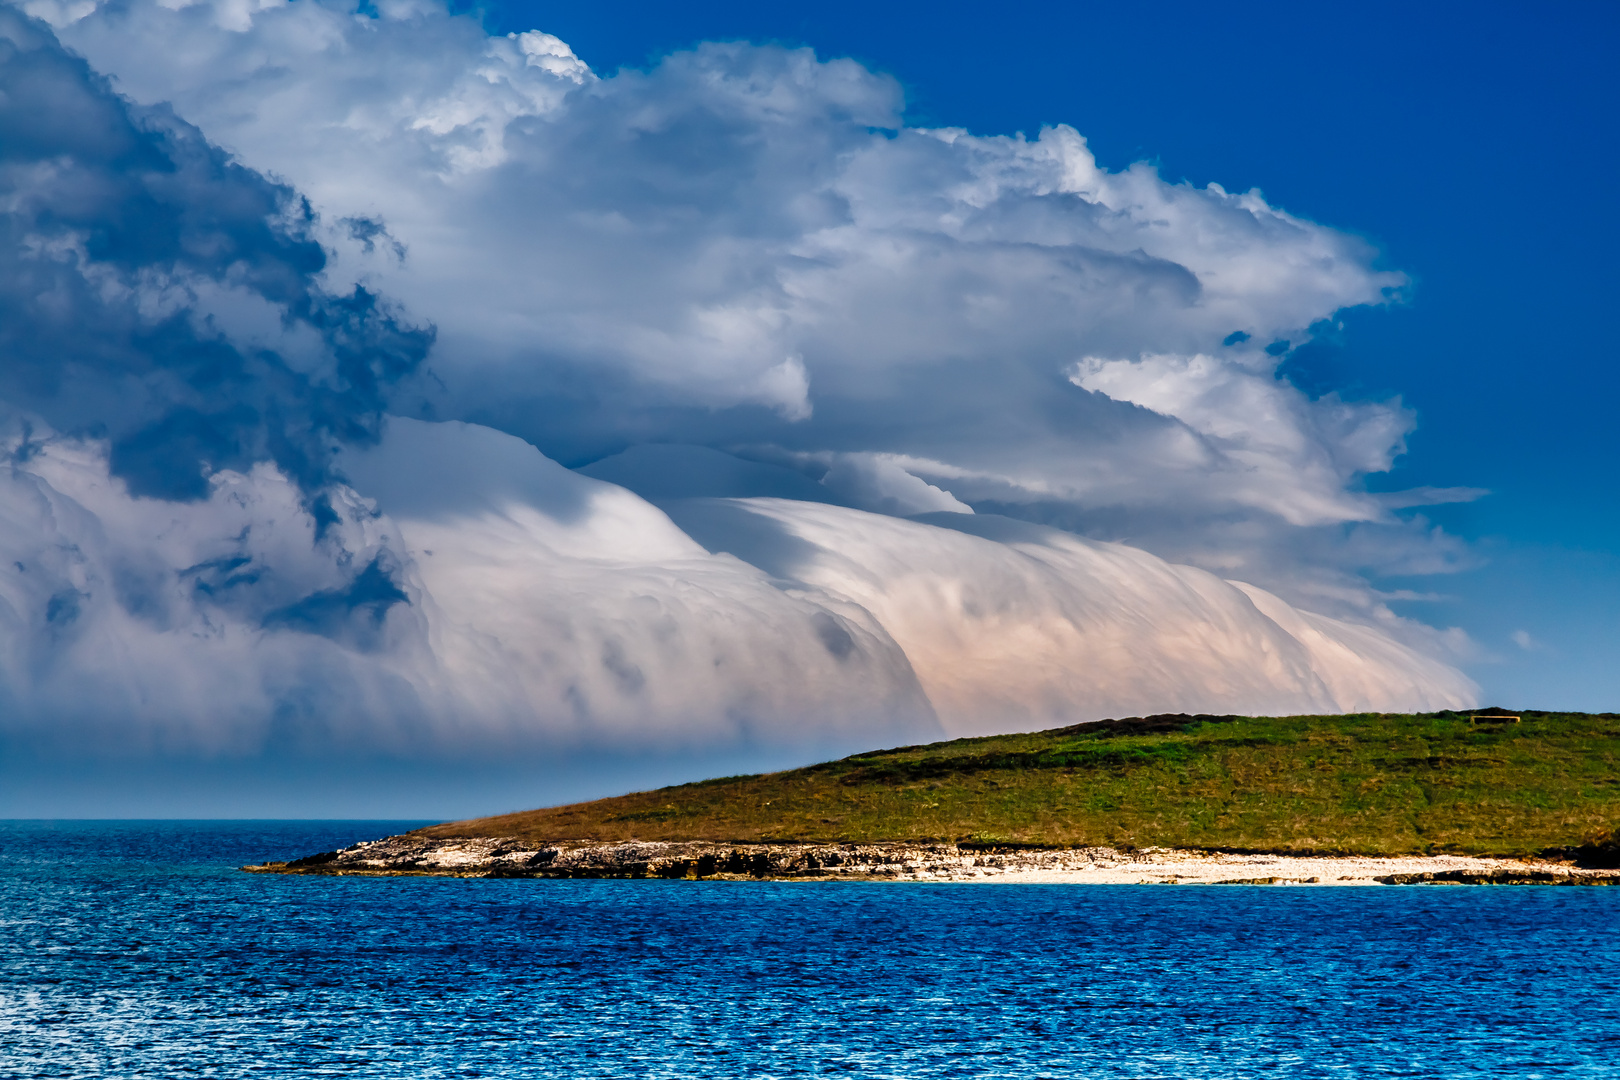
425,711,1620,857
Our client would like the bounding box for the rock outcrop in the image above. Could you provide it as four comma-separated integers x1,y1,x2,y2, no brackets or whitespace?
245,834,1620,885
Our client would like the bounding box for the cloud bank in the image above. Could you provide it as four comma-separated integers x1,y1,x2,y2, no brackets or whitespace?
0,2,1477,798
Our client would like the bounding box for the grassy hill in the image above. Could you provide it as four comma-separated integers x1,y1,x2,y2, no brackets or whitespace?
424,711,1620,858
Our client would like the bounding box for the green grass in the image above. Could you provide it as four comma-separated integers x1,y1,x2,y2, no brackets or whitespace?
424,711,1620,857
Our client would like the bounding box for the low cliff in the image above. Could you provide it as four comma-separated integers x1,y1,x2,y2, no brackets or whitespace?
244,834,1620,885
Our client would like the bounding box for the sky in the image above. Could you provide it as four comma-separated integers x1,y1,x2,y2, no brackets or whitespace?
0,0,1612,816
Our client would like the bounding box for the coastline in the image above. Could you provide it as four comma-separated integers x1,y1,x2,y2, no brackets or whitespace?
244,834,1620,885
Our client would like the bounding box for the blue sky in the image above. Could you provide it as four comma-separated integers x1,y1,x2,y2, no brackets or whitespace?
0,0,1613,815
494,0,1620,707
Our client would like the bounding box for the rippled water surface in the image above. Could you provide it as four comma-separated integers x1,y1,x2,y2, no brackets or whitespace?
3,821,1619,1078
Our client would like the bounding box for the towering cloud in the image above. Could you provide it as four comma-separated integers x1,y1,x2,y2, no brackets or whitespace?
0,1,1477,804
37,0,1479,614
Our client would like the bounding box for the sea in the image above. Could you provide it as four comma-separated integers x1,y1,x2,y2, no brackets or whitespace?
2,821,1617,1078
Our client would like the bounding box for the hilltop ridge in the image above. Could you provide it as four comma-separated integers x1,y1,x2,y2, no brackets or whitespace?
416,709,1618,859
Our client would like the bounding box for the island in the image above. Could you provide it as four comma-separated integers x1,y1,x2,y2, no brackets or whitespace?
248,710,1620,885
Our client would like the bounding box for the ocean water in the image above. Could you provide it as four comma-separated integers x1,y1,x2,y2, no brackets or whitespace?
2,821,1617,1078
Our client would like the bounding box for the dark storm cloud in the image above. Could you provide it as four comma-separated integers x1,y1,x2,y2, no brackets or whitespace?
0,7,431,502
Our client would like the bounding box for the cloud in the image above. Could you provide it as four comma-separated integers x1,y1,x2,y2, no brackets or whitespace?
1373,486,1491,510
37,0,1463,622
337,417,940,749
0,6,439,753
663,498,1476,736
0,3,1482,801
7,405,1470,767
0,5,431,507
0,409,946,756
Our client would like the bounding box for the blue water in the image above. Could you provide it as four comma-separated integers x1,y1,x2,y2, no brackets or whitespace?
2,822,1618,1078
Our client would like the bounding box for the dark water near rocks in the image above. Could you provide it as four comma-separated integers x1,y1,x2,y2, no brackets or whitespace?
3,821,1618,1078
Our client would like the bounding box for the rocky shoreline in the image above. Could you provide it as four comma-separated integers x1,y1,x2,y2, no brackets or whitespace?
244,834,1620,886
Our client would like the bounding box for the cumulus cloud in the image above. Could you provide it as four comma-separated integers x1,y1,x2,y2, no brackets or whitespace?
0,1,1481,797
36,0,1466,613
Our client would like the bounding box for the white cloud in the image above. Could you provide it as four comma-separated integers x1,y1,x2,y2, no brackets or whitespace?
818,455,974,516
0,3,1486,795
0,415,427,754
336,418,940,749
663,499,1475,736
0,413,942,755
753,355,813,421
0,414,1475,763
1068,353,1413,526
45,0,1420,557
46,0,1462,636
